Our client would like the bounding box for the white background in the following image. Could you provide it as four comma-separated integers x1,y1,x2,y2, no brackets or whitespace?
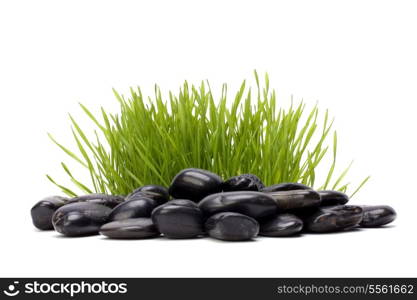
1,0,416,277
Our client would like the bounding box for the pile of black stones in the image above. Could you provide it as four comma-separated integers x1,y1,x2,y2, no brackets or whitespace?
31,168,396,241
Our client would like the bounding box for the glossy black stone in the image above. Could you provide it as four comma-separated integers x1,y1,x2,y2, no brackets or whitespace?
303,205,363,233
198,191,277,219
265,189,321,211
205,212,259,241
100,218,160,239
168,168,223,202
360,205,396,227
261,182,312,193
127,185,169,206
108,197,158,222
31,196,68,230
52,202,112,236
222,174,264,192
164,199,200,208
67,193,125,208
318,190,349,206
260,214,303,237
151,199,204,238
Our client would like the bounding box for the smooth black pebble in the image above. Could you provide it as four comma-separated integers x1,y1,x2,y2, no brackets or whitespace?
265,189,321,210
304,205,363,233
163,199,199,208
261,182,312,193
222,174,264,192
260,214,303,237
168,168,223,202
52,202,112,237
205,212,259,241
108,197,158,221
67,193,125,208
127,185,169,206
360,205,396,227
151,199,204,238
100,218,160,239
318,190,349,206
31,196,68,230
199,191,277,219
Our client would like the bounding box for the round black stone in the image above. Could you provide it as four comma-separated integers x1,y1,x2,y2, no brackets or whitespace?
260,214,303,237
168,168,223,202
151,199,204,238
198,191,277,219
108,197,158,222
303,205,363,233
318,190,349,206
261,182,312,193
205,212,259,241
52,202,112,237
360,205,396,227
31,196,68,230
222,174,264,192
163,199,199,208
67,193,125,208
100,218,160,239
265,189,321,211
127,185,169,206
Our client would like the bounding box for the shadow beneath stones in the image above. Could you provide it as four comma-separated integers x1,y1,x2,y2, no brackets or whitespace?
206,237,259,243
153,235,207,241
99,235,164,241
360,224,396,229
304,227,363,235
53,233,99,239
33,228,54,233
259,233,304,238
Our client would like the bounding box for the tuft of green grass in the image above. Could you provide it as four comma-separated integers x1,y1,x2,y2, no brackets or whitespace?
47,72,369,197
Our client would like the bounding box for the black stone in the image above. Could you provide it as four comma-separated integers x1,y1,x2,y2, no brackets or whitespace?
198,191,277,219
265,189,321,211
168,168,223,202
261,182,312,193
67,193,125,208
205,212,259,241
163,199,200,208
360,205,396,227
127,185,169,206
31,196,68,230
52,202,112,236
222,174,264,192
151,199,204,238
108,197,158,222
303,205,363,233
100,218,160,239
260,214,303,237
318,190,349,206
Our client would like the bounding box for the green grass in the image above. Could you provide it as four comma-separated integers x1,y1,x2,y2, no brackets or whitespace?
47,71,369,197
